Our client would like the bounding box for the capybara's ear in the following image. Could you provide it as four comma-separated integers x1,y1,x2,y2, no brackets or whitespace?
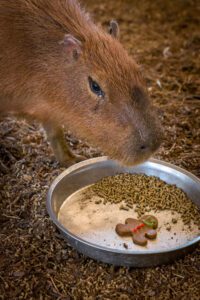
109,20,120,39
60,34,82,61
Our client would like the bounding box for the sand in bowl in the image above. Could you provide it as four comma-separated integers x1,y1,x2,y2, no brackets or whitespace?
58,174,200,251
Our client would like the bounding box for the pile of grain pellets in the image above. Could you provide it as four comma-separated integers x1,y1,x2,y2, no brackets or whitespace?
87,173,200,229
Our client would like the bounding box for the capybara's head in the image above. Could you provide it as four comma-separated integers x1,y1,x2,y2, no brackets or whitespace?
52,21,162,166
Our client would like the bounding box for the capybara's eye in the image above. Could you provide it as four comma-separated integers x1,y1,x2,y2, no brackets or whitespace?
88,77,105,98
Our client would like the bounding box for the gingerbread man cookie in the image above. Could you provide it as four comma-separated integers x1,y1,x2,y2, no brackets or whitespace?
115,215,158,246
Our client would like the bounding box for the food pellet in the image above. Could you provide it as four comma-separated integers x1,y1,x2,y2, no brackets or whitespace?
166,224,171,231
85,173,200,228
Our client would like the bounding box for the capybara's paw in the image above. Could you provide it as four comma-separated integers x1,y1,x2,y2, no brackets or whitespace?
73,154,86,163
59,153,86,167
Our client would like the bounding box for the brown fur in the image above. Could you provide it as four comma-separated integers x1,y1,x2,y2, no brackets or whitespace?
0,0,162,166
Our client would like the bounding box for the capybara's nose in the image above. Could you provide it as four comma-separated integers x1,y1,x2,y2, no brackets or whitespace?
140,144,147,151
139,143,151,153
139,136,161,153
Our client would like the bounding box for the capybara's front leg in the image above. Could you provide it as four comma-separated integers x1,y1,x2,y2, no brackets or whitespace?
43,122,85,167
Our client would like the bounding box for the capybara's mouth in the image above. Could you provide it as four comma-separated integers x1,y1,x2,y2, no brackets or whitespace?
110,139,161,167
119,152,153,167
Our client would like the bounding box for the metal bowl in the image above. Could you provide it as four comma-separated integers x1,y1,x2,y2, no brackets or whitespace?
46,157,200,267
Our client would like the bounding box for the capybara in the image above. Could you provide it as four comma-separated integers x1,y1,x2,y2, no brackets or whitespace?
0,0,162,166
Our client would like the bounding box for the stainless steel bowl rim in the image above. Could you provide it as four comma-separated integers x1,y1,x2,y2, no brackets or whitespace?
46,156,200,255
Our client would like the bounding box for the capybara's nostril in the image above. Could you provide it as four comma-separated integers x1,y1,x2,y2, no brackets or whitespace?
140,144,147,151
